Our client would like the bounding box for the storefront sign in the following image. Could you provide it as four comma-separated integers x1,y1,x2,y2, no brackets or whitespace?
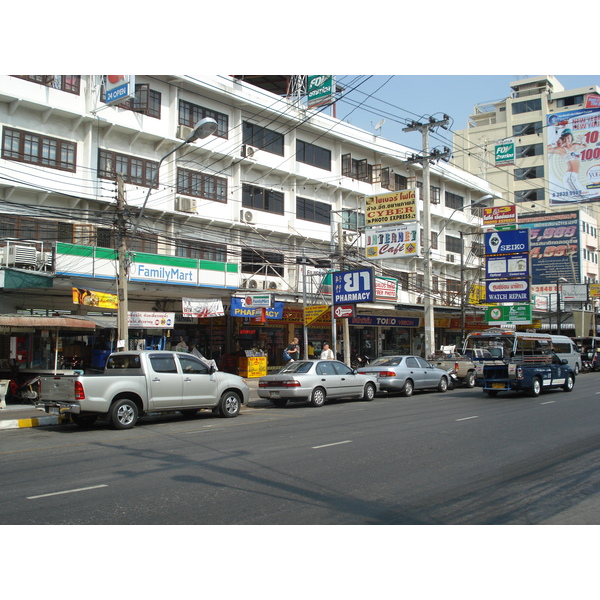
494,141,515,165
365,224,419,259
128,312,175,329
482,205,517,228
485,305,532,325
104,75,135,105
485,280,530,303
365,189,417,226
375,277,399,301
72,287,118,309
486,253,529,279
231,297,283,319
304,304,330,326
333,268,375,304
485,229,530,255
349,315,420,327
307,75,334,109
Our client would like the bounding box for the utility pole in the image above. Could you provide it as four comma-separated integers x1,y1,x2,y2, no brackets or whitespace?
116,174,129,351
403,116,451,359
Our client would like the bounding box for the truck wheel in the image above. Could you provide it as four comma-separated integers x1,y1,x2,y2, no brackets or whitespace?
218,391,241,417
71,414,98,427
310,387,326,407
527,377,542,397
464,371,476,388
563,374,575,392
110,398,139,429
401,379,414,397
438,377,448,393
362,382,376,401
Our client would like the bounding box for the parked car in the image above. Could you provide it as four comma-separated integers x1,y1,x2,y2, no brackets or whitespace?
257,359,379,407
357,355,450,397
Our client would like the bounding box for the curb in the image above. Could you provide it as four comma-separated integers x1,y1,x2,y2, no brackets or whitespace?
0,414,70,430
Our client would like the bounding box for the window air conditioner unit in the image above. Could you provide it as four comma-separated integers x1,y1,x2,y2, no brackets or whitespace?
175,196,197,213
7,245,37,266
176,124,193,140
446,253,455,263
240,209,254,223
241,144,257,158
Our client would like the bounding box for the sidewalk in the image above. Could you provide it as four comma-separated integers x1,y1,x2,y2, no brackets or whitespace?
0,377,269,431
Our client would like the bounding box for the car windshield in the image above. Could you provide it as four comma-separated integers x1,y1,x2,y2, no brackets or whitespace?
280,361,313,374
369,357,404,366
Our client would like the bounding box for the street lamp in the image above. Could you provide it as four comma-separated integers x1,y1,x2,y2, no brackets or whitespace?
556,276,568,335
116,117,218,350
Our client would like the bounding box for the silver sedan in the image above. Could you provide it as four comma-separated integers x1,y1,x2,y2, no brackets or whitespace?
258,359,379,407
357,355,449,397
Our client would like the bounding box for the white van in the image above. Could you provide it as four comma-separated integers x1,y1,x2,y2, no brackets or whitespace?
550,335,582,375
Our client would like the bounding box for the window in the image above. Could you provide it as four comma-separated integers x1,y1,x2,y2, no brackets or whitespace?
98,149,158,187
556,95,584,108
2,127,76,172
296,197,331,225
512,121,543,137
96,228,115,249
176,240,227,262
341,209,365,231
178,355,209,374
243,122,284,155
149,354,177,374
431,186,440,204
381,169,409,191
242,184,284,215
446,235,462,254
515,189,545,203
179,100,228,138
14,75,80,95
512,98,542,114
431,231,438,250
241,248,284,276
516,143,544,158
342,153,373,182
296,140,331,170
445,191,464,211
0,214,72,243
115,84,161,119
515,166,544,180
177,168,227,203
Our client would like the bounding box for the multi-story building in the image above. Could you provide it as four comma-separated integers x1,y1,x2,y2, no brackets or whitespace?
0,75,498,373
453,75,600,329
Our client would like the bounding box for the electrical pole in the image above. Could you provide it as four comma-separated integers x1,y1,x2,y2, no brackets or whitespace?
116,174,129,351
403,116,451,359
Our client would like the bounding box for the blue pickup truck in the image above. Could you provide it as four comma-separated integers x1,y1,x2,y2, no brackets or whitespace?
464,329,576,397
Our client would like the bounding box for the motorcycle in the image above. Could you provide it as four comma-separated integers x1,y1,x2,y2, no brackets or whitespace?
351,354,370,370
446,367,459,390
9,375,41,404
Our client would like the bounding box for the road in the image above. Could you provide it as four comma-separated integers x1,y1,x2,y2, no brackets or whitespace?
2,375,600,525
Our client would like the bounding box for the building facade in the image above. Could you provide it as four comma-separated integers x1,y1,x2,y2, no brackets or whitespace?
0,75,498,374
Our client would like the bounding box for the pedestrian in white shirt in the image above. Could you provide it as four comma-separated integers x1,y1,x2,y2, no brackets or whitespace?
320,343,335,360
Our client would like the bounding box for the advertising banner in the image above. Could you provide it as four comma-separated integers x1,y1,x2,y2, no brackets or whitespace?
517,211,580,286
484,229,530,256
365,224,420,259
486,253,530,280
547,105,600,204
182,297,224,318
494,140,515,166
72,287,118,309
485,305,532,325
482,205,517,228
333,268,375,304
307,76,334,109
486,279,530,303
104,76,135,105
128,312,174,329
365,189,417,226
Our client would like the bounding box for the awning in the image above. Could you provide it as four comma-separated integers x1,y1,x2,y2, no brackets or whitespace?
69,315,117,329
0,314,97,333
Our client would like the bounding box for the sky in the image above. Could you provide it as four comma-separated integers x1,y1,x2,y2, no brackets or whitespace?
329,75,600,149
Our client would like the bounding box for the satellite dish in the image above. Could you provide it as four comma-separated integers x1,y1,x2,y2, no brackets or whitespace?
372,118,385,135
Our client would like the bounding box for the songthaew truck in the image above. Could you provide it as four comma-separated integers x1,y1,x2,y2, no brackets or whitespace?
463,329,575,397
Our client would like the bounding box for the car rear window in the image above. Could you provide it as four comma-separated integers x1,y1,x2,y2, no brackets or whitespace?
371,357,403,366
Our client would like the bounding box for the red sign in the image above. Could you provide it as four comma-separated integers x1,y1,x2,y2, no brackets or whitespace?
482,205,517,227
334,305,354,319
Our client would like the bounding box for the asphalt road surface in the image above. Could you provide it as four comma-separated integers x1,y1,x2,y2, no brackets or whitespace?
2,375,600,525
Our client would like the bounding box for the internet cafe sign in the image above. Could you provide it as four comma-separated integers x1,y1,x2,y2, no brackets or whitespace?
365,223,420,259
365,189,417,227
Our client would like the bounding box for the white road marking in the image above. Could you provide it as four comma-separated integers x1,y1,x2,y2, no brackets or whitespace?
455,416,479,421
27,484,108,500
312,440,352,449
540,400,556,405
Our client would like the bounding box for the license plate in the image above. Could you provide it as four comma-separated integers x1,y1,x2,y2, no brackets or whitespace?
491,383,506,389
49,407,60,415
269,391,281,399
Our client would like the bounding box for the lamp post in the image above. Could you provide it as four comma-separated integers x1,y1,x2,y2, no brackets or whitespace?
556,276,568,335
116,117,218,350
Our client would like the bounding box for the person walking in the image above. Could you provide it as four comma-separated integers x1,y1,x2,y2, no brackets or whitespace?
320,343,335,360
283,337,300,362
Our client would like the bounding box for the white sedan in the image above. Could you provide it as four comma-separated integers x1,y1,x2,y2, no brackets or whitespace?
258,359,379,407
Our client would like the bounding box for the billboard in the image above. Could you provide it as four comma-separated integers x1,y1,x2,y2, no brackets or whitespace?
365,223,420,259
365,189,417,226
517,211,580,286
307,76,334,109
547,104,600,204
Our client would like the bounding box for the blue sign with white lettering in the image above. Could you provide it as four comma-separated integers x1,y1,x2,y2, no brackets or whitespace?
333,268,375,304
485,229,530,256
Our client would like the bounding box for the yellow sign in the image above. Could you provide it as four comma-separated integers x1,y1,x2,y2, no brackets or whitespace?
72,287,118,309
365,189,417,226
590,283,600,298
304,304,330,326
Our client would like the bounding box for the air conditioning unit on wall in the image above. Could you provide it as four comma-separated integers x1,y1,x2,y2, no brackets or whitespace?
240,209,254,223
264,280,280,290
244,279,258,289
176,124,193,140
241,144,257,158
175,196,197,213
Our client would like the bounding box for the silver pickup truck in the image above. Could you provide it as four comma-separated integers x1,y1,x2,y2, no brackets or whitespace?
37,351,249,429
